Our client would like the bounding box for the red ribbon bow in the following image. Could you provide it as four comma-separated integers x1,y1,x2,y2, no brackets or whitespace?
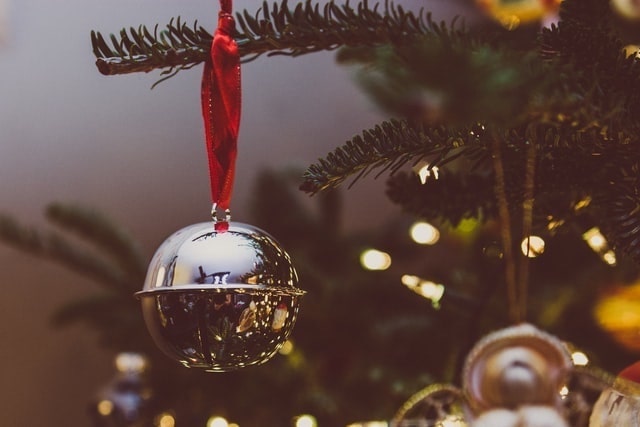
201,0,241,214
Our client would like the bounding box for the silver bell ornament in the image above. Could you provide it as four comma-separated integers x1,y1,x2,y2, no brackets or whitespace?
137,221,304,371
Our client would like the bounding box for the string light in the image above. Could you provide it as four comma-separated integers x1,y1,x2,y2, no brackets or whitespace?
156,413,175,427
207,416,229,427
410,222,440,245
413,161,440,184
520,235,545,258
582,227,617,266
295,414,318,427
401,275,445,308
360,249,392,271
96,400,114,416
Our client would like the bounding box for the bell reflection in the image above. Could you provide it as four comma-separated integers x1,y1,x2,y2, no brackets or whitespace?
142,290,300,371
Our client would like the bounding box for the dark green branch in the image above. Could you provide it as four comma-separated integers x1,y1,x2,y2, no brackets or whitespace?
92,0,448,76
0,213,134,293
299,119,482,194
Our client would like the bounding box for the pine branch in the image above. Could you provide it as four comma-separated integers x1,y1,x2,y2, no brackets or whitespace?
45,203,146,280
92,0,448,77
0,213,134,293
386,170,495,226
299,119,482,194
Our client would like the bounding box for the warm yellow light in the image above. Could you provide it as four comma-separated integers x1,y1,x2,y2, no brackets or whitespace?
582,227,617,266
97,400,114,416
603,250,617,266
401,274,420,287
571,351,589,366
410,222,440,245
419,282,445,304
583,227,607,252
413,161,439,184
229,424,239,427
115,352,147,373
207,416,229,427
295,414,318,427
401,275,445,308
279,339,294,356
157,413,176,427
360,249,391,271
521,235,545,258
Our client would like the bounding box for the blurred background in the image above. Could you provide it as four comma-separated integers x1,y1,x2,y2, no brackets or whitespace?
0,1,473,425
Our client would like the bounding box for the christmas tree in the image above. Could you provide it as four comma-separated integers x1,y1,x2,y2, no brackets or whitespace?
3,0,640,425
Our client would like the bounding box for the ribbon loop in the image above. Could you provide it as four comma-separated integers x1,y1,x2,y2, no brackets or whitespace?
201,0,241,212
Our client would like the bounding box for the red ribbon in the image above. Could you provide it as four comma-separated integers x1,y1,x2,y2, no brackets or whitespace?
201,0,241,213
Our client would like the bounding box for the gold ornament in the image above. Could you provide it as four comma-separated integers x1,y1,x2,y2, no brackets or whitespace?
476,0,562,29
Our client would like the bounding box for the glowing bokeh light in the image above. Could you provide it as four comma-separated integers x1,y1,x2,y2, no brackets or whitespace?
410,222,440,245
115,352,147,373
582,227,617,266
401,274,445,308
360,249,391,271
279,339,294,355
96,400,114,416
207,416,229,427
157,413,175,427
520,235,545,258
295,414,318,427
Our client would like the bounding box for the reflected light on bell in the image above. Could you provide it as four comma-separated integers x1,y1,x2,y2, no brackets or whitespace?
560,385,569,399
279,339,294,356
360,249,391,271
97,399,114,416
603,250,617,266
207,416,229,427
410,221,440,245
571,351,589,366
154,265,166,288
520,235,545,258
295,414,318,427
157,413,175,427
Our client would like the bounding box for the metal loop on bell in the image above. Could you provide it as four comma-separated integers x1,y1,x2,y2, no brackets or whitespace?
211,203,232,223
